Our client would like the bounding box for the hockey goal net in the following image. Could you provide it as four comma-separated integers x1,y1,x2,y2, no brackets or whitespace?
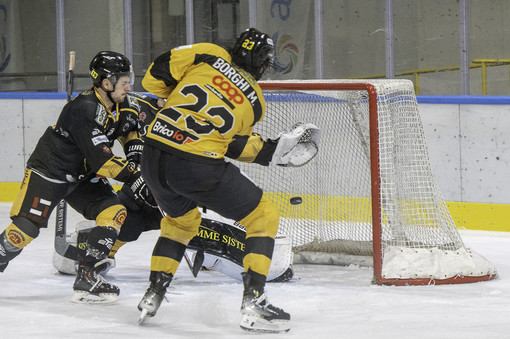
237,79,496,286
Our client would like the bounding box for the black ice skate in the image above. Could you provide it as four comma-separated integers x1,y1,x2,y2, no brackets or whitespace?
71,260,119,304
240,272,290,333
138,272,172,324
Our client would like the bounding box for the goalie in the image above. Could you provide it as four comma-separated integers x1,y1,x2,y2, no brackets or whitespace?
52,193,295,283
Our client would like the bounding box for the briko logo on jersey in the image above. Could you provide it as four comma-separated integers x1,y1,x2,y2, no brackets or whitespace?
151,117,199,145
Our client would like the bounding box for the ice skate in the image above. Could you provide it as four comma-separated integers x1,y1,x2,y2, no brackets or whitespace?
137,286,166,324
138,272,172,324
71,262,119,304
240,272,290,333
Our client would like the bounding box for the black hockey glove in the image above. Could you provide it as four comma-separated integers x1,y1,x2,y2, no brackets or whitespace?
120,172,157,209
124,139,144,167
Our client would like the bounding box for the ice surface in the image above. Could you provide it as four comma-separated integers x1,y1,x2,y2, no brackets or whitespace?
0,203,509,338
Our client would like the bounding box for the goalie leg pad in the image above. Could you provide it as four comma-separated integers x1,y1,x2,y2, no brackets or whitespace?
196,234,293,282
52,220,118,276
52,221,93,275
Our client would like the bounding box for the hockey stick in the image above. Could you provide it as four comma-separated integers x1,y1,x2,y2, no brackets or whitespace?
54,51,75,257
183,248,204,277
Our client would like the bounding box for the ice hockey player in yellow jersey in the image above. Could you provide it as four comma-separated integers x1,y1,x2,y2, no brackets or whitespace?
137,28,292,333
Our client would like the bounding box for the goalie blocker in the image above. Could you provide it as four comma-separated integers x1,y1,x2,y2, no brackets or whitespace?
52,208,294,283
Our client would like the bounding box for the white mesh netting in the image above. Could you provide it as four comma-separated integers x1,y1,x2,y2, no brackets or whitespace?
233,79,496,284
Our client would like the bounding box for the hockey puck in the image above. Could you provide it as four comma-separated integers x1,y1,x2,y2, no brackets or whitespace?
290,197,302,205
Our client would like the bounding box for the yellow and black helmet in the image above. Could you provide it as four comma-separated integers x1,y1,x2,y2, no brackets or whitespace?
89,51,133,87
231,28,274,80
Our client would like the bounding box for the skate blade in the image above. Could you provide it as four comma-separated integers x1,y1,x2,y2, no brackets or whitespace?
70,290,118,304
138,308,150,325
240,314,290,333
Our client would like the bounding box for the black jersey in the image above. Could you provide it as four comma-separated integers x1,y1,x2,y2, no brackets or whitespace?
128,91,160,137
27,90,144,183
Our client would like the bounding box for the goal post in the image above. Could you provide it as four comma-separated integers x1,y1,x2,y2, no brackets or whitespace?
237,79,496,286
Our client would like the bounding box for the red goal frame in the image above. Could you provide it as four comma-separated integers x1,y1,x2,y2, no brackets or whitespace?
260,82,496,286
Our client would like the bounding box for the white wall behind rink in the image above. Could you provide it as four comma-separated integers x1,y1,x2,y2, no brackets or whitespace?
1,96,509,205
420,102,510,204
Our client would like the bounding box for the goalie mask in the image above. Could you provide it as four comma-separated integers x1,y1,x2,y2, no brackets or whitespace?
89,51,134,88
231,28,274,80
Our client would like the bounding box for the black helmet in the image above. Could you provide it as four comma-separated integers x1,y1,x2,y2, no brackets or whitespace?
89,51,133,87
231,28,274,80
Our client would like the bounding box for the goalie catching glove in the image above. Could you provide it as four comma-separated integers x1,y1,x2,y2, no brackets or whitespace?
118,171,157,210
271,122,320,167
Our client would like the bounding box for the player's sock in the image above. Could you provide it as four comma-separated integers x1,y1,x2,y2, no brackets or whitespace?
0,229,24,272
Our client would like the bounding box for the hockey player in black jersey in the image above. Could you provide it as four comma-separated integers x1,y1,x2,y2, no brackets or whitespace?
136,28,319,333
0,51,154,304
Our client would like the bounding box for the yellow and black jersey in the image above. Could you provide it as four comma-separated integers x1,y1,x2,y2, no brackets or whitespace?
27,90,145,183
142,43,266,163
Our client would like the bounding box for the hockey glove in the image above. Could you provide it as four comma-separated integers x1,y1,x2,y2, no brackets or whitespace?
120,172,157,209
124,139,144,167
271,122,320,167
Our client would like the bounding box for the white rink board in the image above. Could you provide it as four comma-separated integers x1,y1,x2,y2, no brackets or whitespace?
0,99,24,182
2,97,510,204
459,104,510,204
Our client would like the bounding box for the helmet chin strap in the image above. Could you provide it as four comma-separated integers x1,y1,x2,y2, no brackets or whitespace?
106,89,115,103
100,79,116,105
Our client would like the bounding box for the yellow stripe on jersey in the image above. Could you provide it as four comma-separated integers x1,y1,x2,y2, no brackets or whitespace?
10,169,31,218
117,130,140,148
235,134,265,163
96,156,129,179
